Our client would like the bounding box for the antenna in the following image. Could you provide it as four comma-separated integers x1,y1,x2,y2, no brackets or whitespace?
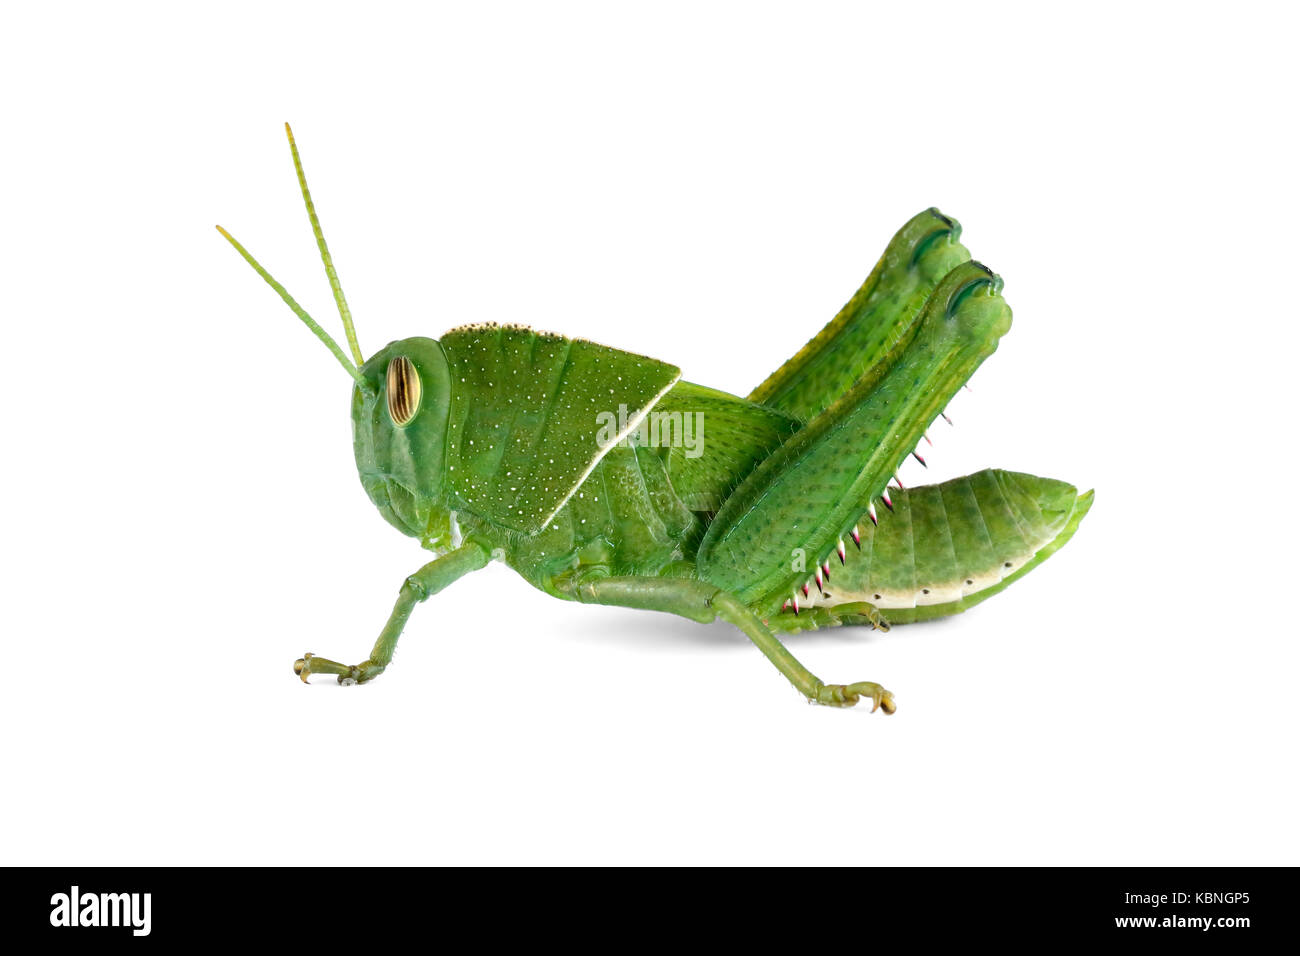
215,225,370,391
285,123,364,366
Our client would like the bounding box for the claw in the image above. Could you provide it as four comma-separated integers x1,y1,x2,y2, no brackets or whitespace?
816,680,896,711
858,683,898,714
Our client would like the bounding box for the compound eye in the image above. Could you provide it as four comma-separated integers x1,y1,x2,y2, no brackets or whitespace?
385,355,421,426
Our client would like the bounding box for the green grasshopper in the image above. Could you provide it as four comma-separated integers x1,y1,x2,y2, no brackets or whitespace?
218,125,1092,712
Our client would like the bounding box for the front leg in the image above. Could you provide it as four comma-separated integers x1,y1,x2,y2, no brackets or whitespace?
568,575,896,712
294,539,491,685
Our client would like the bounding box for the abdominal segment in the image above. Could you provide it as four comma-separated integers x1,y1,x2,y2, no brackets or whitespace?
789,469,1085,617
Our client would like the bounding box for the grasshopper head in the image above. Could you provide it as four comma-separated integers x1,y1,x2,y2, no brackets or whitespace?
351,337,455,543
220,127,460,549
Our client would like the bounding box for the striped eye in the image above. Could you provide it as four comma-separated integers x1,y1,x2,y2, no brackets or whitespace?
385,355,421,427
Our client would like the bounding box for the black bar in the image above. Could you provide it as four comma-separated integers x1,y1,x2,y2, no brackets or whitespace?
7,867,1291,944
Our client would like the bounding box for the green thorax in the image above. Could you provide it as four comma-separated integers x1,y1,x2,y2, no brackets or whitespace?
487,382,801,593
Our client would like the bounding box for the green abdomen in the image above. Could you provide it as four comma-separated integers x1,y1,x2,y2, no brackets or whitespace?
783,469,1091,623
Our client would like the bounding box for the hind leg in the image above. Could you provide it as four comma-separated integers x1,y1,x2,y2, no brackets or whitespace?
748,208,969,419
564,574,896,712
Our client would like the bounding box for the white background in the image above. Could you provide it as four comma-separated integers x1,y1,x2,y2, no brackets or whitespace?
3,2,1296,865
